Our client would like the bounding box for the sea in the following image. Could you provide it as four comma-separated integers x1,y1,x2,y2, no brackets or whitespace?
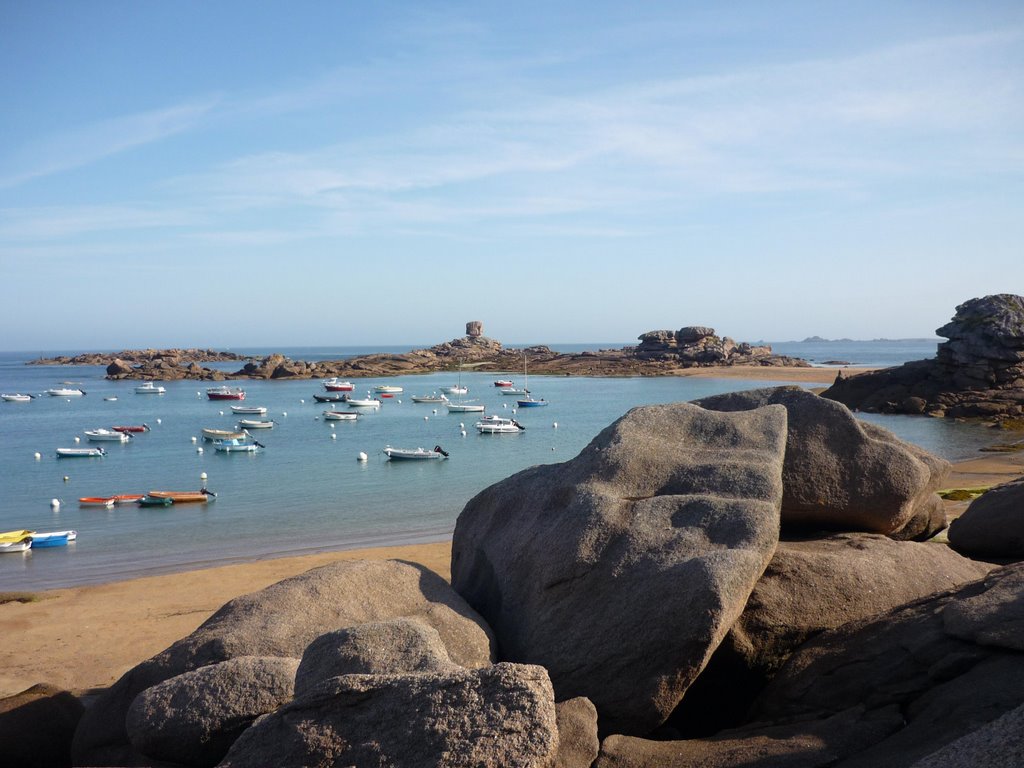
0,338,997,592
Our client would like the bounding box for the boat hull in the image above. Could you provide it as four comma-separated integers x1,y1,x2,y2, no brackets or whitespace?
446,404,485,413
147,490,215,503
56,448,106,458
112,425,150,433
384,447,448,460
202,429,246,442
323,411,358,420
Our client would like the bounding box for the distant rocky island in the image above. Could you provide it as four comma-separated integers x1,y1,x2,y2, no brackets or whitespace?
29,323,810,382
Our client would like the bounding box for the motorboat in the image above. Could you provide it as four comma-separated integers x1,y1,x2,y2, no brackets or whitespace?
231,405,268,414
383,445,450,460
30,530,77,548
323,410,358,421
206,386,246,401
237,419,274,429
501,387,529,396
138,495,174,507
445,401,485,413
516,396,549,408
134,382,166,395
347,397,382,408
373,385,403,394
112,494,144,504
323,378,355,391
147,490,216,503
0,530,33,553
213,437,263,453
475,416,526,434
410,393,449,404
202,428,247,442
47,387,85,397
84,428,132,442
494,380,514,388
1,393,33,402
313,392,348,403
440,385,467,395
56,447,106,458
79,496,116,507
112,424,150,434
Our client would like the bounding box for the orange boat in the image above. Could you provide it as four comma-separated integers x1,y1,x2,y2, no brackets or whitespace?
112,494,143,504
147,490,216,503
79,496,115,507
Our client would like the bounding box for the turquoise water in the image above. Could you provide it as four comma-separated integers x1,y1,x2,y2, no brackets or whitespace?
0,341,992,591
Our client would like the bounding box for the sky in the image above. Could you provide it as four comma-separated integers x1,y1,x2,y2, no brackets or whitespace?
1,1,1022,351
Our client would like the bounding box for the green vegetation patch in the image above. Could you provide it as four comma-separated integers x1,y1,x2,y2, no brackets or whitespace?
0,592,42,604
938,487,991,501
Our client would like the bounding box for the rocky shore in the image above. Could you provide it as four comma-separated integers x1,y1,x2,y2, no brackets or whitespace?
28,323,810,382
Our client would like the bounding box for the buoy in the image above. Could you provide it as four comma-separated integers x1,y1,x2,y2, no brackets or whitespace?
503,403,507,408
424,416,429,421
196,446,204,454
300,399,305,403
74,436,80,443
357,451,368,462
331,423,335,428
551,447,556,451
200,472,208,482
397,399,402,404
459,423,465,429
282,411,287,417
156,418,161,424
51,498,60,510
63,475,69,482
219,410,224,416
553,422,558,428
461,430,467,437
191,436,197,443
33,452,41,460
331,433,337,440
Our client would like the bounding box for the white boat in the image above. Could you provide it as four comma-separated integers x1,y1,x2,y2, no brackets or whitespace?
501,387,529,396
440,385,468,395
30,530,78,548
323,378,355,391
475,416,526,434
206,386,246,401
410,393,449,404
1,393,33,402
383,445,449,460
47,387,85,397
213,437,262,453
202,428,247,442
0,531,33,553
445,401,485,413
56,447,106,458
373,385,403,394
323,410,359,421
84,428,132,443
516,353,549,407
231,405,268,414
237,419,274,429
347,397,382,408
134,382,166,395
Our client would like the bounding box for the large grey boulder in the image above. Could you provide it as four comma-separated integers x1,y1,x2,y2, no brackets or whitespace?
694,386,950,539
218,663,558,768
555,697,600,768
948,478,1024,560
452,401,788,735
73,559,496,766
671,534,993,734
749,563,1024,767
294,618,456,696
126,656,299,768
909,701,1024,767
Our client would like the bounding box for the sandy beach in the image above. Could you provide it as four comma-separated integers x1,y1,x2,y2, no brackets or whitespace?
2,366,1020,701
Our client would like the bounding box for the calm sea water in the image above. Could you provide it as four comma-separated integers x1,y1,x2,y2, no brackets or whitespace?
0,340,991,591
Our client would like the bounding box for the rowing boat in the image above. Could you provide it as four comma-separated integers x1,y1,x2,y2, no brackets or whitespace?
147,490,217,503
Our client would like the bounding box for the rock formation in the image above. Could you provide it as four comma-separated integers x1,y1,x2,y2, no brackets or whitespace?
451,401,789,735
823,294,1024,420
466,320,483,337
634,326,801,367
0,683,84,768
947,478,1024,561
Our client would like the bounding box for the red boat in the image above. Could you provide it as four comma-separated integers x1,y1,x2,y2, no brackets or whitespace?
494,380,514,388
112,424,150,434
323,378,355,391
206,386,246,401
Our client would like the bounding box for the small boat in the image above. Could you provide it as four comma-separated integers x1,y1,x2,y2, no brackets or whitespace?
501,387,529,396
383,445,450,461
84,428,132,442
112,424,150,434
1,393,33,402
516,396,549,408
213,438,263,453
79,496,116,507
323,410,358,421
147,490,216,503
440,385,468,395
0,530,33,553
373,385,403,394
379,393,396,399
494,380,514,388
31,530,77,548
104,396,118,401
206,386,246,401
445,401,486,413
134,382,166,395
237,419,274,429
347,397,382,408
323,378,355,391
231,405,268,414
202,428,247,442
313,392,348,403
56,447,106,458
138,495,174,507
112,494,144,504
475,416,526,434
47,387,85,397
410,393,449,404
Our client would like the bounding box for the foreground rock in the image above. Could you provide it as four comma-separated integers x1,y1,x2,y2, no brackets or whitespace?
72,559,495,766
695,386,950,539
126,656,299,767
947,478,1024,561
823,294,1024,420
0,683,84,768
555,697,600,768
218,663,558,768
670,534,993,735
748,562,1024,767
452,401,788,735
909,701,1024,767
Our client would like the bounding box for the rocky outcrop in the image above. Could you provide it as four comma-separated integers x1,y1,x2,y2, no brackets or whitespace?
125,656,299,767
72,559,495,766
823,294,1024,420
694,386,951,539
555,697,600,768
218,663,559,768
908,701,1024,767
451,401,788,735
947,478,1024,561
0,683,84,768
466,320,483,337
635,326,806,368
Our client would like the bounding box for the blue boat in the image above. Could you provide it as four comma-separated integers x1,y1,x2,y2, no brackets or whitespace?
516,397,548,408
30,530,77,548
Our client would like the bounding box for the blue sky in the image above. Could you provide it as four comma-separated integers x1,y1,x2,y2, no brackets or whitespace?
1,1,1022,350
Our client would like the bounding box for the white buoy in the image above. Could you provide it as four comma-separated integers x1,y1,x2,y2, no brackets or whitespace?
424,416,429,421
74,436,80,443
282,411,287,417
551,447,556,451
331,433,337,440
300,399,305,403
34,452,41,460
63,475,69,482
200,472,208,482
397,399,402,404
331,423,335,428
191,436,197,443
196,446,204,454
553,422,558,428
51,498,60,510
197,391,201,397
156,418,161,424
219,410,224,415
459,422,465,429
461,430,467,437
503,403,507,408
357,451,368,462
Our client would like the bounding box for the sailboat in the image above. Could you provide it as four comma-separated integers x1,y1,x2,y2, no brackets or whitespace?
516,352,548,408
440,361,468,395
444,360,484,413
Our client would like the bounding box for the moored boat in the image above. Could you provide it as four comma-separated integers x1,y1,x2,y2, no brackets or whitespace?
112,424,150,434
323,378,355,391
213,438,262,453
147,490,216,503
0,530,33,553
206,386,246,401
373,385,403,394
230,405,267,415
134,382,166,394
410,393,448,404
202,428,247,442
31,530,77,548
440,385,468,395
79,496,116,507
47,387,85,397
445,401,485,413
138,495,174,507
501,387,529,396
56,447,106,458
475,415,526,433
516,396,549,408
383,445,450,460
84,428,132,442
313,392,348,403
1,393,33,402
112,494,144,504
493,380,514,388
237,419,274,429
323,410,358,420
347,397,382,408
